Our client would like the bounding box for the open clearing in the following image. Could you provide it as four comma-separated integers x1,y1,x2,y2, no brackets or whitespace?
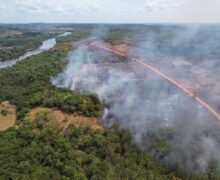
0,101,16,131
0,29,22,38
27,107,103,130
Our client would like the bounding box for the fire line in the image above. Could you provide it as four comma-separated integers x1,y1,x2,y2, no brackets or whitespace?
90,43,220,122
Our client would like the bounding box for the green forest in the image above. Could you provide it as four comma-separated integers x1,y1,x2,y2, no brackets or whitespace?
0,47,102,121
0,26,220,180
0,30,57,61
0,114,177,180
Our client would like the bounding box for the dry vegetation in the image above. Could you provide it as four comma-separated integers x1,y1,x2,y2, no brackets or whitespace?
0,101,16,131
112,44,130,55
27,107,103,130
0,29,22,38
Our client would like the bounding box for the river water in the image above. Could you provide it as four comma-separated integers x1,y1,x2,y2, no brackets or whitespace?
0,32,71,69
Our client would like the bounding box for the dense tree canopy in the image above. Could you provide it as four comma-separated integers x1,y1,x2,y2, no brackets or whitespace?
0,46,102,122
0,26,220,180
0,112,176,180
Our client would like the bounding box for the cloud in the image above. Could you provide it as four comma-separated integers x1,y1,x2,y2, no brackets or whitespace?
67,4,103,14
144,0,187,12
16,0,50,12
2,0,220,23
5,0,188,16
15,0,105,15
0,4,6,12
50,6,65,14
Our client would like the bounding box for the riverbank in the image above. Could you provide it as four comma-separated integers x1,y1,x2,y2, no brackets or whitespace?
0,32,71,69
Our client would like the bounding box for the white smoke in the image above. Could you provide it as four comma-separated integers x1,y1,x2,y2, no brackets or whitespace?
52,25,220,173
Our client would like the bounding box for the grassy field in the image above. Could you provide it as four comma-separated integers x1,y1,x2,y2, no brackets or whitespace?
0,29,22,38
26,107,103,130
0,101,16,131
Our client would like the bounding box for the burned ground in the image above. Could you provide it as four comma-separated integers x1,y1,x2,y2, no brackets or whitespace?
53,36,220,174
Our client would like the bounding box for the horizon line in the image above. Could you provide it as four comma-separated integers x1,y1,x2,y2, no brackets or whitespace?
1,22,220,25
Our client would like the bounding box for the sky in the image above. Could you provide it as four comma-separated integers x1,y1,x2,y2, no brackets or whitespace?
0,0,219,23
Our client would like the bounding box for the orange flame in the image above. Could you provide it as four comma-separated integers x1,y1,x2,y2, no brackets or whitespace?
90,43,220,122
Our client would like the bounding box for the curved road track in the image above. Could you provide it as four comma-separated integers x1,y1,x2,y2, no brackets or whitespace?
90,43,220,122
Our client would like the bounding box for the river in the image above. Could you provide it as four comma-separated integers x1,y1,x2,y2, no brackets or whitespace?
0,32,71,69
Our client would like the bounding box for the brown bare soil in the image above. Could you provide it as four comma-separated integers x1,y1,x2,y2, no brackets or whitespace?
112,44,131,55
83,62,161,81
27,107,103,130
0,101,16,131
54,43,72,51
0,29,22,38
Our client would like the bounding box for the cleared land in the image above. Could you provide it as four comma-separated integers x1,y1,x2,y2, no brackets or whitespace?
0,29,22,38
0,101,16,131
27,107,103,130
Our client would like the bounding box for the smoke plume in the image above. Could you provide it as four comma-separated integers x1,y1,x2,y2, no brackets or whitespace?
52,25,220,173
